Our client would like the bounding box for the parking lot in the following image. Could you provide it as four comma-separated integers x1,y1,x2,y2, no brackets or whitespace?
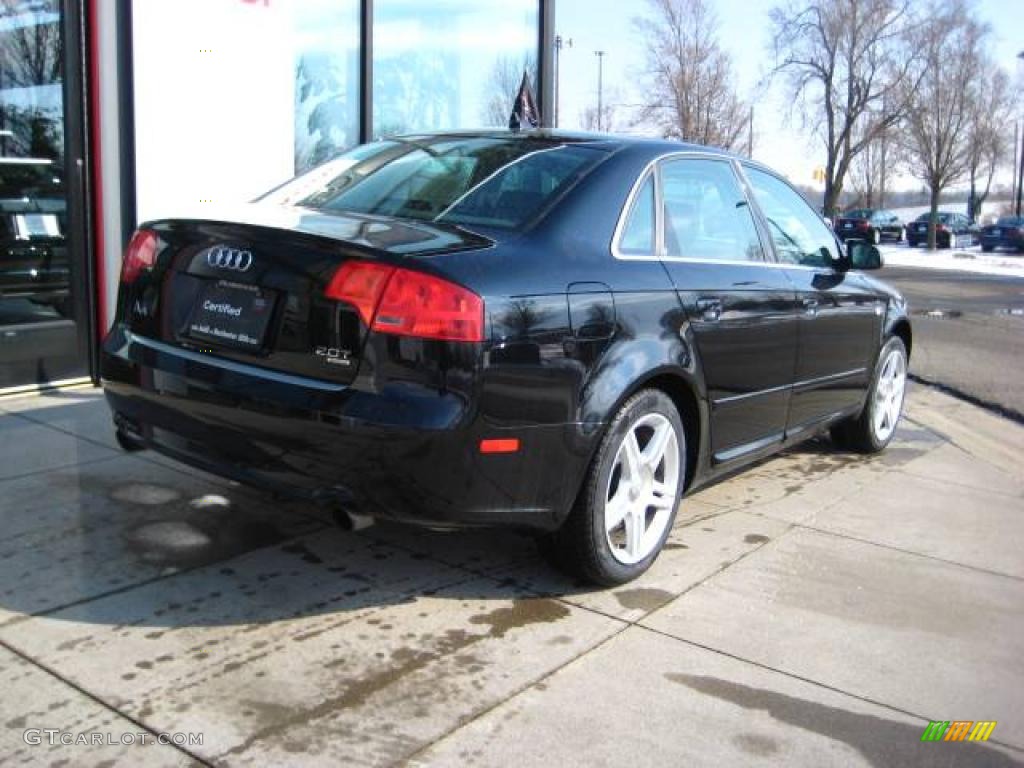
0,384,1022,767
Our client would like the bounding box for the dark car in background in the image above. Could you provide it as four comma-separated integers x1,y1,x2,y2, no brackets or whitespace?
101,131,911,585
980,216,1024,253
0,158,70,315
835,208,905,245
907,211,976,249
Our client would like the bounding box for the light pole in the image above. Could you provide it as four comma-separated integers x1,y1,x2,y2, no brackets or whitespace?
594,50,606,132
1017,51,1024,216
554,35,573,129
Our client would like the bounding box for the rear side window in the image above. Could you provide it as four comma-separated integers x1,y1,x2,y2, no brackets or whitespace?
660,158,764,262
618,174,655,255
744,166,839,267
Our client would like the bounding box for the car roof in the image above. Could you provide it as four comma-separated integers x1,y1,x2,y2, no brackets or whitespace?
394,129,738,160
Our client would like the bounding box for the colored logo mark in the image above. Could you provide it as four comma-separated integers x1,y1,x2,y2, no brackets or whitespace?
921,721,997,742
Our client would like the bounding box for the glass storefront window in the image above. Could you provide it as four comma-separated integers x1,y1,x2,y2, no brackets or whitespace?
132,0,359,222
373,0,539,136
0,0,86,390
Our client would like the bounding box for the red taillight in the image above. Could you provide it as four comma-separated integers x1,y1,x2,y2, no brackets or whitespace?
325,261,484,343
121,228,158,284
856,220,869,229
324,261,395,325
480,438,520,454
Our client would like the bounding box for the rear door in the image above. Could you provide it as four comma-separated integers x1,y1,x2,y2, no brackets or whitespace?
650,156,799,462
741,165,882,434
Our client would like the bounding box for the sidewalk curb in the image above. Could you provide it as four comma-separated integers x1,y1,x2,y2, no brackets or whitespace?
908,373,1024,426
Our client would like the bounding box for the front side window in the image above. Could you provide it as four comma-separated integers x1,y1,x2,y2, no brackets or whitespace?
260,136,605,230
744,166,839,267
659,158,764,262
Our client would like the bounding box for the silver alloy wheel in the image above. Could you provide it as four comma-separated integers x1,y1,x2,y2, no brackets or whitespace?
872,347,907,443
604,412,681,565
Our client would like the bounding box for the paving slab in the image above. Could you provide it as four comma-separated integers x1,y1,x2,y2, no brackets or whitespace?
0,454,326,626
896,441,1024,499
0,387,258,487
0,644,196,767
1,386,120,451
410,625,1023,768
641,527,1024,750
477,509,790,623
0,411,116,482
800,469,1024,578
0,527,623,767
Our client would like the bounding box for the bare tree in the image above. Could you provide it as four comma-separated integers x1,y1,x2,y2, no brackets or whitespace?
0,0,63,89
580,87,620,132
849,107,902,208
901,0,986,248
770,0,917,216
634,0,747,151
965,67,1012,221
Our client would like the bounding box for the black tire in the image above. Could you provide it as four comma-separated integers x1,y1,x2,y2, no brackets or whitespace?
539,389,686,586
981,245,993,253
831,336,908,454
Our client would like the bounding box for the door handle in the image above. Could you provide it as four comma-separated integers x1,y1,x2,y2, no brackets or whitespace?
696,297,723,322
802,298,819,317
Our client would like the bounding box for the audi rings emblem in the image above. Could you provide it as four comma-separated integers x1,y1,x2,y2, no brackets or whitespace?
205,246,253,272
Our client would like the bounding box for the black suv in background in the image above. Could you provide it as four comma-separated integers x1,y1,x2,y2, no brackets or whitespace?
835,209,905,245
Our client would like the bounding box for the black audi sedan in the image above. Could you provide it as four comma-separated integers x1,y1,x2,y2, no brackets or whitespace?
980,216,1024,253
906,211,975,248
834,208,905,244
102,131,911,585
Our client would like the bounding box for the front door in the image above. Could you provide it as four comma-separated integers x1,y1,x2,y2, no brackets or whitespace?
655,157,799,462
742,165,881,433
0,0,91,392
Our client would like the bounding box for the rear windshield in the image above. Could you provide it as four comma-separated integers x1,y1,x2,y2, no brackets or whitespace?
843,209,873,219
259,136,605,230
915,212,951,223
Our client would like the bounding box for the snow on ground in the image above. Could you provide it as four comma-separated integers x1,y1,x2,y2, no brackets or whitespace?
878,243,1024,278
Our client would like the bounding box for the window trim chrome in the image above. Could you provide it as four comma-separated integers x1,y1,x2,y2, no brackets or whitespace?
610,150,778,268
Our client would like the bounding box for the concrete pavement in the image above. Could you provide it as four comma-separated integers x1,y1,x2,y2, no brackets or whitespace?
0,384,1021,766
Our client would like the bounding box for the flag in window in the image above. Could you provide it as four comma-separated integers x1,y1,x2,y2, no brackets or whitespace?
508,71,540,132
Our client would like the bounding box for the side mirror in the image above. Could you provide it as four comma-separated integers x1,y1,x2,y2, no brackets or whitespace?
848,241,883,271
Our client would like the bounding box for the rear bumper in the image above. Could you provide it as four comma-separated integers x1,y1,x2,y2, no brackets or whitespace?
101,326,586,531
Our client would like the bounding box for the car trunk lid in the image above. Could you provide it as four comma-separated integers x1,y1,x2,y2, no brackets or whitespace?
121,203,491,386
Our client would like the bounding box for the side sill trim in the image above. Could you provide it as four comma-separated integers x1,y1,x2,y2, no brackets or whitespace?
714,367,866,406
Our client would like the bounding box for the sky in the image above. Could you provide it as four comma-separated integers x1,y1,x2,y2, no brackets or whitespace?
554,0,1021,194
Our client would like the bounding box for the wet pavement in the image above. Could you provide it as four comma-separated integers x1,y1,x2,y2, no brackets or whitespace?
0,385,1021,767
